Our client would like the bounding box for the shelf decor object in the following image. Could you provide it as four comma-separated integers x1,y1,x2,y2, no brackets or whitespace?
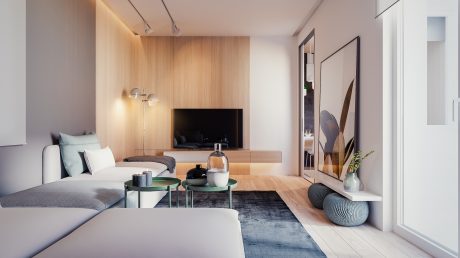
343,150,374,192
318,36,360,181
206,143,229,187
186,164,208,186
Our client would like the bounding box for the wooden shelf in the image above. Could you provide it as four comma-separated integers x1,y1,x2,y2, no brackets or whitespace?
316,172,382,202
163,150,281,163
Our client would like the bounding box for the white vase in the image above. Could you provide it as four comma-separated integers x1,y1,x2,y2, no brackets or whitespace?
343,172,360,192
207,170,229,187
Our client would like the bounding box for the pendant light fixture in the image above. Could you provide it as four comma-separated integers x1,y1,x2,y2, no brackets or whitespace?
128,0,153,35
161,0,181,36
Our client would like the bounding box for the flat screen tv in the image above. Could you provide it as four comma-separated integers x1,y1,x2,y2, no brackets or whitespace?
173,109,243,149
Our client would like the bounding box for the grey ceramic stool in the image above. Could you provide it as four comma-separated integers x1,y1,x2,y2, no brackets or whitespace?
307,183,335,209
323,193,369,226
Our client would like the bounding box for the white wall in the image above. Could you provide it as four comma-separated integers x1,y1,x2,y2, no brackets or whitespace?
0,0,26,146
297,0,389,230
249,37,298,175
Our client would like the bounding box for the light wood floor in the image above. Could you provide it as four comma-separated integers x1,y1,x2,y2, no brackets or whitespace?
178,175,430,258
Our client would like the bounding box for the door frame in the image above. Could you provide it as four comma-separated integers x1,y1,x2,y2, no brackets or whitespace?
298,29,315,179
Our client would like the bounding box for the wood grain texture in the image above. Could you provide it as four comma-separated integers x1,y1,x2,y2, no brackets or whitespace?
176,163,250,175
139,36,250,152
96,10,252,161
250,151,282,163
174,175,430,258
164,150,251,163
96,0,140,160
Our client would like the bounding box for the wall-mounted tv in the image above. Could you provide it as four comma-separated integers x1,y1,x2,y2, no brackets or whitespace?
173,109,243,149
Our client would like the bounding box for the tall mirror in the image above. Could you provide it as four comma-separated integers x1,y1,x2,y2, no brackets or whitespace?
299,31,315,181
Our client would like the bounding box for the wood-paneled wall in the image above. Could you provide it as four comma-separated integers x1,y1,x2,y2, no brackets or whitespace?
96,0,141,160
140,36,250,152
96,3,250,158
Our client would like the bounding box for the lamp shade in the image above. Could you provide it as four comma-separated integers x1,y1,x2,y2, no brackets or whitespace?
129,88,142,99
147,94,159,106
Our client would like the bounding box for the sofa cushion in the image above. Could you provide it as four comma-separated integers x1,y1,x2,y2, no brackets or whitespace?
0,208,98,258
84,147,116,174
0,181,123,211
35,208,245,258
59,133,101,177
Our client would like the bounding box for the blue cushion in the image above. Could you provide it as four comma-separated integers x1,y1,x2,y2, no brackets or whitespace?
323,193,369,227
307,183,335,209
59,133,100,177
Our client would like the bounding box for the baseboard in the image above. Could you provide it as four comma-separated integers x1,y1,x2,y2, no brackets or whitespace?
394,224,457,258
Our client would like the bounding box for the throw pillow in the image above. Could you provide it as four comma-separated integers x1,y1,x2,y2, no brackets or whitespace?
59,133,101,177
84,147,116,174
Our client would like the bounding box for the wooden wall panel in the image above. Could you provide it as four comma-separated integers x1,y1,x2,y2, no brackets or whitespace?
172,37,249,109
96,0,140,160
139,37,174,151
140,36,250,151
96,9,250,158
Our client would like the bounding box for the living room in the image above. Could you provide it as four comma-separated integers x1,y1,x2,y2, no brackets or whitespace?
0,0,458,257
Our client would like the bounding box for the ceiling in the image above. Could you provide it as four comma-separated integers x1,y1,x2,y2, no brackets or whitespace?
103,0,322,36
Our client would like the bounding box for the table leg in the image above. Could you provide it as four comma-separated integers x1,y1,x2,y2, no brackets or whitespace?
124,188,127,208
228,186,232,209
138,191,141,208
168,186,172,208
191,190,194,208
185,186,189,208
176,186,179,208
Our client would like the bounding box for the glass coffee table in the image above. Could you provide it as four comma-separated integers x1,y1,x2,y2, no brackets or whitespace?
124,177,181,208
181,178,238,209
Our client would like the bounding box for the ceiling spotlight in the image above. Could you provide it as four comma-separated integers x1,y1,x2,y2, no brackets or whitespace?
172,23,181,36
161,0,181,36
128,0,153,35
144,23,153,35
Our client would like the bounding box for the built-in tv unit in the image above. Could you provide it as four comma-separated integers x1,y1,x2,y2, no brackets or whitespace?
173,109,243,149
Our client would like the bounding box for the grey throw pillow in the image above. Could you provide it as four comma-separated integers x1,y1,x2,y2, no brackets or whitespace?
59,133,101,177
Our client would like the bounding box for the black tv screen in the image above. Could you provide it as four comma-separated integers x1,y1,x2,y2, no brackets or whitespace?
173,109,243,149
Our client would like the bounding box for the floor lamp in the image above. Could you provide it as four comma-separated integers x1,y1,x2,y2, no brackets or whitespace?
129,88,159,156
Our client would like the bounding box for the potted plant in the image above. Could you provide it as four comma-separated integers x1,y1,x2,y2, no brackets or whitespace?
343,150,374,192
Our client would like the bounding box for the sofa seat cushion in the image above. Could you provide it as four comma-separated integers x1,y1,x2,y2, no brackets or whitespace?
0,208,98,258
36,208,245,258
0,181,124,211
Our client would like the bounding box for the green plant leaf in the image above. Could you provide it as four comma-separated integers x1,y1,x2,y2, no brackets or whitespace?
339,80,354,133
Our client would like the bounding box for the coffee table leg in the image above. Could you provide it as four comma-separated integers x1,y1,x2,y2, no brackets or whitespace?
124,188,127,208
168,186,172,208
176,186,179,208
191,190,194,208
185,186,189,208
138,191,141,208
228,186,232,209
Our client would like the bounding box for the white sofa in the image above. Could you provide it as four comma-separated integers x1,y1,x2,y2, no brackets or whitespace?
42,145,176,208
35,208,245,258
0,208,98,258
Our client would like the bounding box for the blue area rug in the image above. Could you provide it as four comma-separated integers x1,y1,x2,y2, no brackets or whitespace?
157,191,326,258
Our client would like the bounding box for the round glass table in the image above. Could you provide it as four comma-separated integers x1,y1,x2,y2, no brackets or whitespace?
124,177,181,208
181,178,238,209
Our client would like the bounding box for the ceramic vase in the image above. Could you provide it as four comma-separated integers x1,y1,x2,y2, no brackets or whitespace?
343,172,360,192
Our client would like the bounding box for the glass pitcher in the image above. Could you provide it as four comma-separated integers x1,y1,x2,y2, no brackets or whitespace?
207,143,229,172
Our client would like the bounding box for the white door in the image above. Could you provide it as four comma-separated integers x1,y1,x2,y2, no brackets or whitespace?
395,0,458,257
